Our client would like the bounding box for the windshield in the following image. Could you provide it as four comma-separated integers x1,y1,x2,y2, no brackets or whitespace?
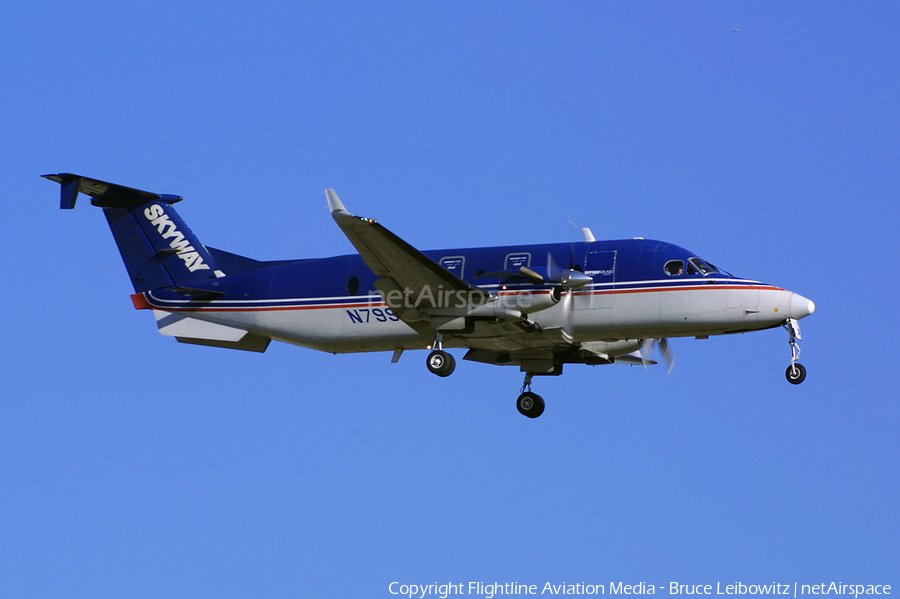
688,257,718,276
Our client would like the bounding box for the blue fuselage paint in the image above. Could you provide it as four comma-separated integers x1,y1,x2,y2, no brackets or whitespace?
152,239,717,306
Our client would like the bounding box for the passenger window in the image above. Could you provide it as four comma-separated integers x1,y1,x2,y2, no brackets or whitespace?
664,260,684,276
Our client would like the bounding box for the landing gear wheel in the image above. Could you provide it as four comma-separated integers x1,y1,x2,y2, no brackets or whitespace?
516,392,545,418
426,350,455,377
785,363,807,385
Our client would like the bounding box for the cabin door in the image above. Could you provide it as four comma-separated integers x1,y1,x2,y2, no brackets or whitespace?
581,250,616,309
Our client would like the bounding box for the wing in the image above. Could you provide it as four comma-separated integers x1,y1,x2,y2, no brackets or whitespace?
326,190,490,317
326,190,575,353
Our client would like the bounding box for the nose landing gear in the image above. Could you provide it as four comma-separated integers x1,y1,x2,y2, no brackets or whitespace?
783,318,807,385
786,362,807,384
516,373,545,418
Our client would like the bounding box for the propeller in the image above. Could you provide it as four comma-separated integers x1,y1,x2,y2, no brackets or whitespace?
482,218,596,288
640,338,675,374
561,283,577,342
518,266,545,285
568,218,580,273
563,223,594,343
516,251,591,290
490,240,592,344
513,253,588,343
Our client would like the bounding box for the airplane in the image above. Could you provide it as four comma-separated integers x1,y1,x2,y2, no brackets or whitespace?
45,173,816,418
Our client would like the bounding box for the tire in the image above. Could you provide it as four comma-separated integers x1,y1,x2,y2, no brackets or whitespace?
516,392,545,418
426,350,456,377
785,363,807,385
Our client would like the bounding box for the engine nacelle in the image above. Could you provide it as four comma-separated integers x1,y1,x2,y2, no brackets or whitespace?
581,339,644,355
424,287,560,321
498,287,561,314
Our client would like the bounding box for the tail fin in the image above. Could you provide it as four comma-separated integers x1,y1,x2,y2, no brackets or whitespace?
45,173,224,292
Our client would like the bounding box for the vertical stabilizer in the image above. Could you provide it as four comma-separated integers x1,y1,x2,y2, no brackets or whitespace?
45,174,223,292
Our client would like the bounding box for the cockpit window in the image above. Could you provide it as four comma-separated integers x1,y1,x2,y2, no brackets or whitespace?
664,260,684,276
688,257,718,276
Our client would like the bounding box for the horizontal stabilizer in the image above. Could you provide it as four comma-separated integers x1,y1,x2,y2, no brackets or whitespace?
44,173,182,209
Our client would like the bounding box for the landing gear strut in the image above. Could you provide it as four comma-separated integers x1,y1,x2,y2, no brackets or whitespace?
784,318,807,385
426,332,455,377
516,373,545,418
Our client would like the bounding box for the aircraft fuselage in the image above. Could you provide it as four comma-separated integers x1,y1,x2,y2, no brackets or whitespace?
139,238,814,354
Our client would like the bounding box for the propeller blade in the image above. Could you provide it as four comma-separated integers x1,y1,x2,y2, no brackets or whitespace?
561,287,576,343
567,218,578,269
640,339,655,369
546,250,560,273
519,266,545,285
659,338,675,375
640,339,676,373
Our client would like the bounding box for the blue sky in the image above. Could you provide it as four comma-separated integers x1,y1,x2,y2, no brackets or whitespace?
2,1,898,597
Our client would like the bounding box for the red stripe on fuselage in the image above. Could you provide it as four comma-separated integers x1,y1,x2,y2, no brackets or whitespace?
144,300,390,312
141,284,784,312
585,284,783,296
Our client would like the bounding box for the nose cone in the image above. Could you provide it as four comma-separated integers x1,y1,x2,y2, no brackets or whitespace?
790,293,816,319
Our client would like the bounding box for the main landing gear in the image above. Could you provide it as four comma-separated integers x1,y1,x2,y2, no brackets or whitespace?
425,332,456,377
423,333,545,418
426,349,455,377
517,373,545,418
784,318,807,385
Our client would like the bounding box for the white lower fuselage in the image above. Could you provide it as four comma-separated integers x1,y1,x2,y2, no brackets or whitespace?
145,278,814,356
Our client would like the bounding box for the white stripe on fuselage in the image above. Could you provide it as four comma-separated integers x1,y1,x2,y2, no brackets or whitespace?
142,282,793,354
